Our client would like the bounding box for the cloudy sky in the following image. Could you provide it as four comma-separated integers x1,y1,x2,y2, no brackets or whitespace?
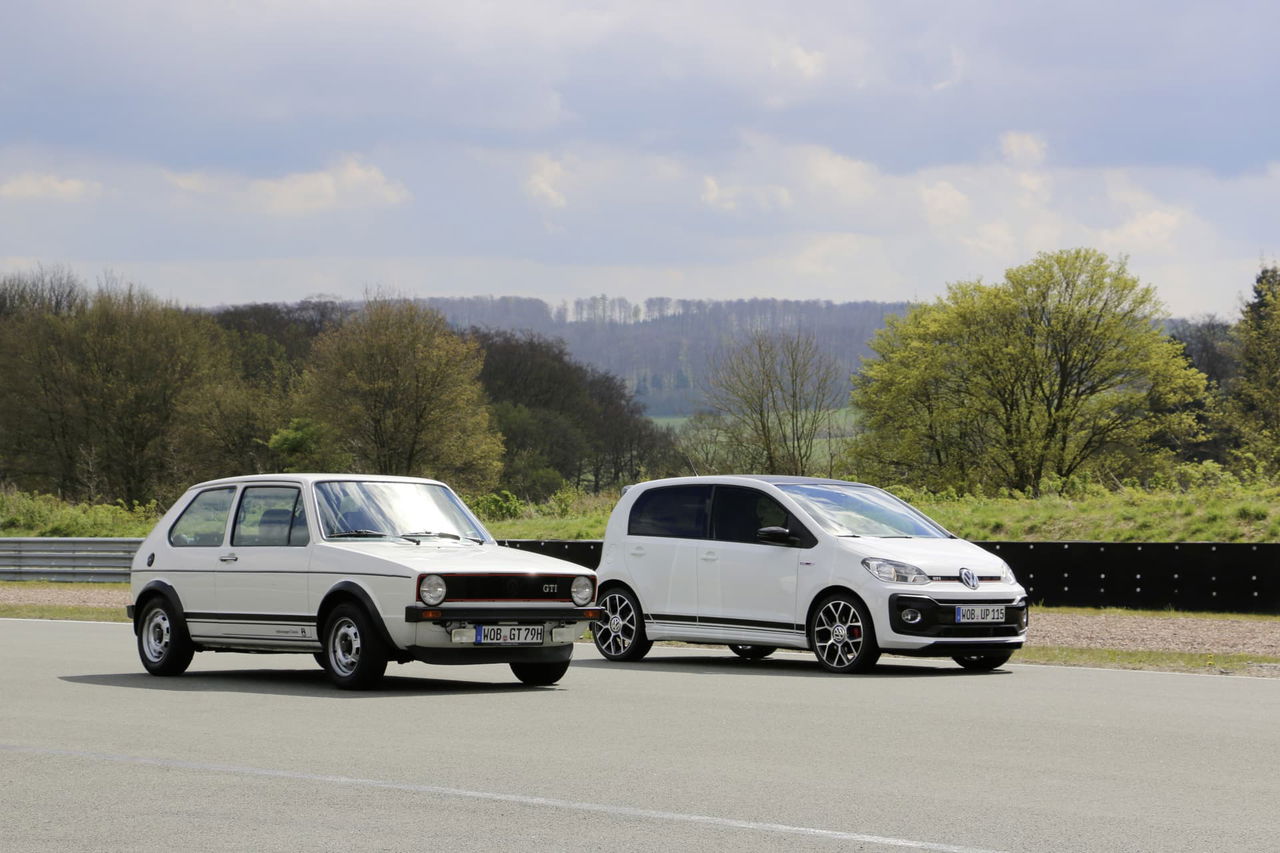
1,1,1276,317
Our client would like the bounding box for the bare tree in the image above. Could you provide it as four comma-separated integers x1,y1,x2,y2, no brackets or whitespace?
700,329,846,475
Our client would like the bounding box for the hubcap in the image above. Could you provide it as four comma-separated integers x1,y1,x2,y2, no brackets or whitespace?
594,593,637,657
142,609,171,662
813,599,863,669
329,617,362,676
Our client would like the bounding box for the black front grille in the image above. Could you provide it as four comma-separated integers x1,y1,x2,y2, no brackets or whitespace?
888,594,1027,638
442,574,580,602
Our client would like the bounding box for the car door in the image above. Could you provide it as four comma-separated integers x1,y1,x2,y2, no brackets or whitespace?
622,484,709,629
163,485,237,644
214,484,316,646
696,486,808,640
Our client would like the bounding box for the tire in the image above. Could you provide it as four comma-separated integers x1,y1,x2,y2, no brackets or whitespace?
592,587,653,662
313,652,327,669
808,592,880,673
728,644,776,660
510,659,572,686
321,602,389,689
136,597,195,676
953,651,1013,671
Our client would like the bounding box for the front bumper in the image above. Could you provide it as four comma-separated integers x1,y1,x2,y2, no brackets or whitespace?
887,593,1028,640
403,605,602,665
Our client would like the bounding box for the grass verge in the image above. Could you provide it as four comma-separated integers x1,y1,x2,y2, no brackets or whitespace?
0,604,129,622
1012,645,1280,675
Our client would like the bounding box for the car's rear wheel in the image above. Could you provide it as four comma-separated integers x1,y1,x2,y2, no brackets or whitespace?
137,597,195,676
321,602,388,689
510,659,572,686
953,651,1013,671
728,644,776,660
808,593,880,673
592,587,653,661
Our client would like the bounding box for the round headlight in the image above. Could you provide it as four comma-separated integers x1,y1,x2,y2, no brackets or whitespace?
419,574,447,606
571,576,594,606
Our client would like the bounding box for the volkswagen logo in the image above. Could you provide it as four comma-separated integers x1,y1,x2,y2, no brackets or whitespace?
959,568,980,590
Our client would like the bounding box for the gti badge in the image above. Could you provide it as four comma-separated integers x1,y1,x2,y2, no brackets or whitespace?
959,568,979,590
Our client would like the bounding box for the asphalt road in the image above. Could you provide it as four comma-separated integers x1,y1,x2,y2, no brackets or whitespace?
2,619,1277,852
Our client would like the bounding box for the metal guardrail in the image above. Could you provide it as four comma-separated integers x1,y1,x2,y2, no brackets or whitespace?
0,538,142,582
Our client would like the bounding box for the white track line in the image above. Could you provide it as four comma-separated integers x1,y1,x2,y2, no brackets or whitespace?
1,743,1006,853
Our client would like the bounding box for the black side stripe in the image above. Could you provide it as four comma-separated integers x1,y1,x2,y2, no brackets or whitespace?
648,613,803,632
186,612,315,625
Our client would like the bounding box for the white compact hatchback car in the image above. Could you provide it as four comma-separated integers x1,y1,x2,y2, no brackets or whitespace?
591,476,1027,672
129,474,600,689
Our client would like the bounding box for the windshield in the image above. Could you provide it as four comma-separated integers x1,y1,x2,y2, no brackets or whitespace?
777,483,949,538
313,480,491,543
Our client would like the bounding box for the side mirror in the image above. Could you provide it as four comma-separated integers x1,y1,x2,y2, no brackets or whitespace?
756,526,794,545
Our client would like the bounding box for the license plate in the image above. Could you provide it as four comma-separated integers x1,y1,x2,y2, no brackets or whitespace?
955,605,1005,623
474,625,544,645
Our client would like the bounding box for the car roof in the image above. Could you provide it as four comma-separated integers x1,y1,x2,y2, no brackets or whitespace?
627,474,875,490
185,473,448,490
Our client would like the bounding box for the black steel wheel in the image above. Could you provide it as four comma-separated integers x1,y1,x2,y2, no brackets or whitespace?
321,602,389,689
137,597,195,676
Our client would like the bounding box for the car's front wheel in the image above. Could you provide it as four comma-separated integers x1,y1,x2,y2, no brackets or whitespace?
592,587,653,661
510,659,571,686
808,593,880,673
953,651,1013,671
728,644,776,660
137,597,195,676
321,603,388,689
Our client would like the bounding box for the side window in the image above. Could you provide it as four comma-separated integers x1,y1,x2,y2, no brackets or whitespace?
169,487,236,547
627,485,711,539
712,486,815,547
232,486,309,547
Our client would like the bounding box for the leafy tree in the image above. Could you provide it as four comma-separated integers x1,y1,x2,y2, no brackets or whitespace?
469,329,677,498
699,329,845,475
849,249,1209,495
296,298,503,492
0,275,234,503
1227,266,1280,472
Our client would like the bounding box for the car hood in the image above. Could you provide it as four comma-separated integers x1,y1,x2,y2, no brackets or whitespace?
317,539,595,576
836,536,1007,576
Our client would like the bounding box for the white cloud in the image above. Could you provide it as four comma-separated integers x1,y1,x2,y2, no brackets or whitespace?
167,156,409,216
700,175,792,213
920,181,971,226
0,172,102,201
525,155,568,209
1000,132,1048,167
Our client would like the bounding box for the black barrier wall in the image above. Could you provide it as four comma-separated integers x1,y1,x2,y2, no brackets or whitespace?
497,539,1280,614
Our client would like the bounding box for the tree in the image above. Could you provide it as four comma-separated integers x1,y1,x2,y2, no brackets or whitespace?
0,275,234,503
295,298,502,492
1227,265,1280,472
849,249,1209,495
700,329,846,475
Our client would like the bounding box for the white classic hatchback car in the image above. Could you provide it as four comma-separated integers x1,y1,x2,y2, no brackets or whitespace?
591,476,1027,672
129,474,600,689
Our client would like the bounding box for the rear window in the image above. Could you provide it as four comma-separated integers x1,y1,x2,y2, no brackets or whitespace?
627,485,711,539
168,487,236,547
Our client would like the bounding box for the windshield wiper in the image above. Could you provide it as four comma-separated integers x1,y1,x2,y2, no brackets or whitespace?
329,529,390,538
398,530,462,544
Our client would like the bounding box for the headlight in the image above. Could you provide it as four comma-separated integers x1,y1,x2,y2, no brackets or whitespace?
571,576,594,606
998,559,1018,585
419,574,447,605
862,557,931,585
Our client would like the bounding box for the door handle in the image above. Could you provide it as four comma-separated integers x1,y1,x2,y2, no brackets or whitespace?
629,546,645,557
219,553,238,563
699,551,718,562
